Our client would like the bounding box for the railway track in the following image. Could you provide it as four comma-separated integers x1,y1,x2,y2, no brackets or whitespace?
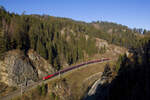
0,58,110,100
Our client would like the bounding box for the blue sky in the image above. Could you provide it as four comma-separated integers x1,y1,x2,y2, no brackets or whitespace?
0,0,150,30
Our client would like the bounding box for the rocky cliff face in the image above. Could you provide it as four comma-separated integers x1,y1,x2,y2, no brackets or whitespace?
0,50,38,86
84,66,112,100
28,49,55,79
0,49,55,86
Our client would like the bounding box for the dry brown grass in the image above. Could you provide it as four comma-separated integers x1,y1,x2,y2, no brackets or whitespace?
47,61,115,100
0,82,17,97
63,62,115,100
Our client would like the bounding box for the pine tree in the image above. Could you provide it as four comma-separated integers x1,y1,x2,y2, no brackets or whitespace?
36,38,48,59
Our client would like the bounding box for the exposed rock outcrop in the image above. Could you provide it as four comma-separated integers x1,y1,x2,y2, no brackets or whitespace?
84,65,112,100
27,49,55,79
0,49,55,86
95,38,108,49
0,50,38,86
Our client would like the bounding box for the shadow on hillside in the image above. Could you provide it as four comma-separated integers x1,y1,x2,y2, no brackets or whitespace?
84,43,150,100
84,62,150,100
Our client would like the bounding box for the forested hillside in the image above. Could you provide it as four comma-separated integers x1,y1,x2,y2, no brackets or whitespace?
91,21,144,48
0,6,147,70
107,38,150,100
0,7,98,70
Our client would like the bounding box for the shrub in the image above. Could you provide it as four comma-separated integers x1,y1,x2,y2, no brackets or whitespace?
36,85,42,95
41,83,47,96
50,92,55,100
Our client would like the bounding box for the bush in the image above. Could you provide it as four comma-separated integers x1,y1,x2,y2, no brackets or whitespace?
41,83,47,96
50,92,56,100
114,55,123,72
36,85,42,95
